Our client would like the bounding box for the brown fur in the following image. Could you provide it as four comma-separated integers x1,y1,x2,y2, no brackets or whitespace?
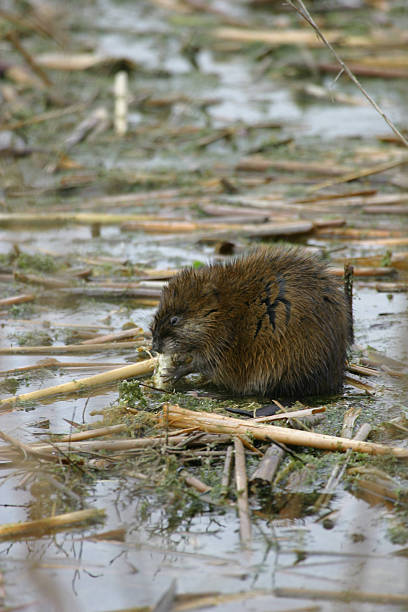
150,247,350,398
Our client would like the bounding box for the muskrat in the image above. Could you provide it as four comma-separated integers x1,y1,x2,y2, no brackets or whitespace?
150,246,351,398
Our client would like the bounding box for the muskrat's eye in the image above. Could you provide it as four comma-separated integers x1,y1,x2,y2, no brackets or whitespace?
170,315,180,326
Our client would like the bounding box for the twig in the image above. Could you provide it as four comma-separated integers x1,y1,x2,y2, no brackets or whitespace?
308,158,408,193
0,103,86,132
234,437,251,548
287,0,408,148
5,30,52,87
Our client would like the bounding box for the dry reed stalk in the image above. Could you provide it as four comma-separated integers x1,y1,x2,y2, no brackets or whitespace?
114,71,128,135
0,508,105,540
341,406,362,439
249,446,285,485
0,361,126,376
274,586,408,605
2,435,189,461
329,267,394,277
121,220,239,233
316,228,403,239
180,470,212,494
58,287,161,299
80,328,144,345
161,405,408,458
344,375,376,393
0,358,157,410
347,364,380,377
316,61,408,79
234,437,251,547
0,429,54,460
174,589,273,611
375,282,408,293
0,341,140,355
253,406,326,423
359,238,408,247
295,189,376,203
214,27,370,48
364,205,408,214
0,212,185,227
236,157,348,175
14,272,79,288
0,294,35,307
221,445,234,493
58,424,127,442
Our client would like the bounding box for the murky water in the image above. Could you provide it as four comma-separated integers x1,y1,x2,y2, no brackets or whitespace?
1,1,407,610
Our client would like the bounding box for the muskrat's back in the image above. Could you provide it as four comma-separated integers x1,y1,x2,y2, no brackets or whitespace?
151,247,350,397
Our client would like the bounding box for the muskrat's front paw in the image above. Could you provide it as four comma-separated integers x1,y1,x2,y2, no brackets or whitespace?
164,362,194,383
152,354,194,389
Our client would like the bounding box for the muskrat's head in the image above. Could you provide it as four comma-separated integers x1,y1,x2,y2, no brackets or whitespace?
150,267,222,356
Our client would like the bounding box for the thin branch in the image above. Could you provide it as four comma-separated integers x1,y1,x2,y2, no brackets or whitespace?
287,0,408,148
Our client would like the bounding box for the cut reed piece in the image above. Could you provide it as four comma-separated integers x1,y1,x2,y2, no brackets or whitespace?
364,205,408,214
0,294,35,307
14,272,74,288
214,26,387,49
180,470,212,494
58,423,127,442
0,358,157,410
234,437,251,548
152,353,176,390
221,445,234,493
347,363,380,377
0,508,105,541
329,267,395,277
236,156,348,175
0,341,140,355
249,446,285,485
114,70,128,136
344,375,376,393
161,405,408,458
376,282,408,293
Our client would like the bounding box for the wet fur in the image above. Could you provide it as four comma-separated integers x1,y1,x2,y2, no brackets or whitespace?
150,247,350,398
